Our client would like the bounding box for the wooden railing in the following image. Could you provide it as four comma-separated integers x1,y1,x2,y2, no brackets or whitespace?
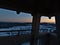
0,30,31,36
0,29,55,37
0,30,57,45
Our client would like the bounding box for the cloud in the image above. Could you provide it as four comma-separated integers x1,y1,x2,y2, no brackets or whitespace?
0,9,55,23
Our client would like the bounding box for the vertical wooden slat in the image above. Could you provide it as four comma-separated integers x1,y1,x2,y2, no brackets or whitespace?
55,15,60,45
30,13,40,45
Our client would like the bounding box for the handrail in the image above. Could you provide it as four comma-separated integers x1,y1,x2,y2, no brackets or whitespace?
0,30,30,32
0,30,31,36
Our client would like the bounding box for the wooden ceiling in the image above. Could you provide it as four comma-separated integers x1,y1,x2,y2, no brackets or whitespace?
0,0,59,16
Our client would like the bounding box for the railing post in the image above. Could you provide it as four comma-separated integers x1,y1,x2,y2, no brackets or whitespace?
30,13,40,45
17,31,20,36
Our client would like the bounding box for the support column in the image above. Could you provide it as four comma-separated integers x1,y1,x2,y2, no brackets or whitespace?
30,13,40,45
55,15,60,45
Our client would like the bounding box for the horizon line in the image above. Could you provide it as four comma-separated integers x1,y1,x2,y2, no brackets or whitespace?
0,21,55,23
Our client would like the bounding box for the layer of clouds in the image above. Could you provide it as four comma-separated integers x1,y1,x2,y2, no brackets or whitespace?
0,9,55,23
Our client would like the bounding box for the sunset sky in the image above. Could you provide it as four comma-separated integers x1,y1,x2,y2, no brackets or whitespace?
0,9,55,23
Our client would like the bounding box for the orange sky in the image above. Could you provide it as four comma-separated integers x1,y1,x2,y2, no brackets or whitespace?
16,16,55,23
40,16,55,23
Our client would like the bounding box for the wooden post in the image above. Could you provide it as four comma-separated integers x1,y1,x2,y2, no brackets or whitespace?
55,15,60,45
30,13,40,45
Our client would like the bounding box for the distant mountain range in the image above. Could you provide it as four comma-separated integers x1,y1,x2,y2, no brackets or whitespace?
0,22,56,28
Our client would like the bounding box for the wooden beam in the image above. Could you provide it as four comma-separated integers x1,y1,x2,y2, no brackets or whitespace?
55,15,60,45
30,13,40,45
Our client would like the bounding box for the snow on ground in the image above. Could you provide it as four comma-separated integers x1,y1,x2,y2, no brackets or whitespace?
0,24,56,45
0,25,56,36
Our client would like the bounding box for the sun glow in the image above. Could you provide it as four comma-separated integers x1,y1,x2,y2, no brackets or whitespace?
40,16,55,23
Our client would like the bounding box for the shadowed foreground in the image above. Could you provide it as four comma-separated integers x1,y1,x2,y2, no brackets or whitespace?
0,33,57,45
0,34,31,45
